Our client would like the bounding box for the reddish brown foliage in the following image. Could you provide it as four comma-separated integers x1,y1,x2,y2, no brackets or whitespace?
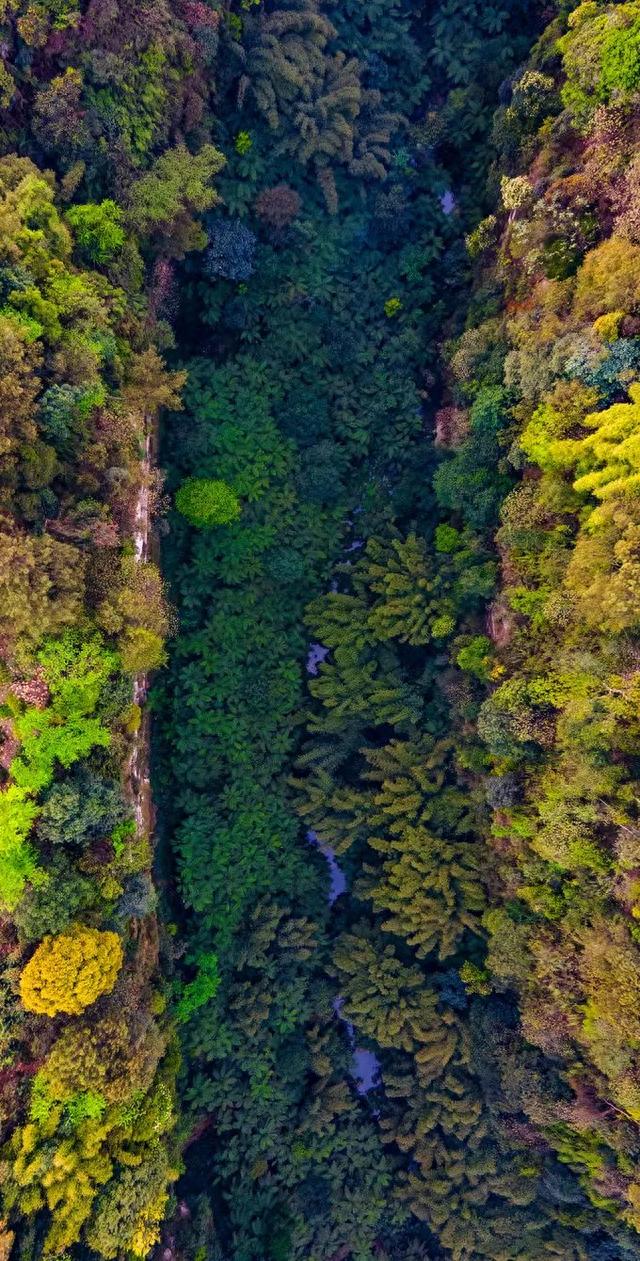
434,406,469,449
10,669,49,710
255,184,302,232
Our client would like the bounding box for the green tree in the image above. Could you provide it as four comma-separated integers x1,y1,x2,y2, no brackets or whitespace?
175,477,241,527
66,201,125,264
127,145,224,254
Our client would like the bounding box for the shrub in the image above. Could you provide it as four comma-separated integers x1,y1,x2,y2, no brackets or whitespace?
592,310,624,342
37,384,88,454
466,214,498,258
128,146,223,231
456,635,494,681
600,16,640,97
86,1148,174,1259
574,237,640,319
14,854,95,941
500,175,532,210
175,951,220,1023
66,201,125,264
460,960,492,996
175,477,241,527
204,218,256,282
20,925,124,1016
127,144,224,254
36,771,127,848
119,627,167,674
558,3,640,121
255,184,301,231
0,786,41,911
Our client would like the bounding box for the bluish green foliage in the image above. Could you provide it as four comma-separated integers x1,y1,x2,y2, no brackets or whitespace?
155,3,630,1260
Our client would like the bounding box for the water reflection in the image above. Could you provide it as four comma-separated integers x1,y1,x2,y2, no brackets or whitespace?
309,835,381,1097
307,829,347,904
440,189,456,215
306,642,329,676
332,997,381,1097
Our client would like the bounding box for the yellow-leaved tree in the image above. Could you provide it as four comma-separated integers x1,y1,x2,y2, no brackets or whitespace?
20,925,123,1016
550,382,640,520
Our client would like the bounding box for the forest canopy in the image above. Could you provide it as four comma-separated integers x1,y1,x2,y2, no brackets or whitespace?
2,2,640,1261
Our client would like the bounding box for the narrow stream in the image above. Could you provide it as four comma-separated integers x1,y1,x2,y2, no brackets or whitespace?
307,826,380,1097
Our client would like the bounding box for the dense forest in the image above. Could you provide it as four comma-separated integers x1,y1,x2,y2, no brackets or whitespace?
3,0,640,1259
